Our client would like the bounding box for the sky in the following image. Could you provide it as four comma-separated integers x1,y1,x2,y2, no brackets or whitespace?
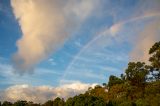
0,0,160,103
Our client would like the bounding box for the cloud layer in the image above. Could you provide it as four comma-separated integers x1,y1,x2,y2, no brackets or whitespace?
0,82,97,103
11,0,98,73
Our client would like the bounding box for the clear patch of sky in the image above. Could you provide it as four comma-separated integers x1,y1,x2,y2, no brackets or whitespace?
0,0,21,58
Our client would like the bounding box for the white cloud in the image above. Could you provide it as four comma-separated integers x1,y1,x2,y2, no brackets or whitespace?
11,0,98,74
0,82,97,103
64,0,98,21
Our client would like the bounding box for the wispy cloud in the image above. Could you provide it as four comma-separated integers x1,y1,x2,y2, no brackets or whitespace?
0,63,62,87
48,58,56,66
65,69,106,80
102,12,160,37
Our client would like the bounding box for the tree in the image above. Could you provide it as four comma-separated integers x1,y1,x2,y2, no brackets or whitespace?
125,62,149,86
2,101,12,106
125,62,150,99
53,97,65,106
65,94,106,106
108,75,123,88
42,100,53,106
120,74,125,81
86,85,108,102
149,41,160,80
13,100,28,106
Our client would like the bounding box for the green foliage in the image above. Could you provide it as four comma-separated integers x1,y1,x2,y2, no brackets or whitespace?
135,99,149,106
42,98,64,106
53,97,65,106
2,101,12,106
149,41,160,80
86,85,107,101
65,94,106,106
13,101,28,106
125,62,149,86
42,100,53,106
119,101,135,106
108,75,123,88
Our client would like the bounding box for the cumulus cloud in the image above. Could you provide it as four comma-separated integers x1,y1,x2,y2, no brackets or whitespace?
11,0,98,74
0,82,97,103
130,20,160,63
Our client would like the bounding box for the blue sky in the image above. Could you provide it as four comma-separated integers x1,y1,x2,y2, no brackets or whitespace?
0,0,160,102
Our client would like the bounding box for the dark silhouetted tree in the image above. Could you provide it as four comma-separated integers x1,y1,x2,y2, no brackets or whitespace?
108,75,123,88
2,101,12,106
53,97,65,106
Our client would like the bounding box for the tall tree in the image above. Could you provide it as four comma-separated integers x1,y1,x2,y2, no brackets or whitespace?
125,62,149,86
149,41,160,80
125,62,150,99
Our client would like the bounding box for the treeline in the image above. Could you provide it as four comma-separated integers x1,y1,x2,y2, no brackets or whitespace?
0,41,160,106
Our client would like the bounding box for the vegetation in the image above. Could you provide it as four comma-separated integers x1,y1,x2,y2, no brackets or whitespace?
0,41,160,105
